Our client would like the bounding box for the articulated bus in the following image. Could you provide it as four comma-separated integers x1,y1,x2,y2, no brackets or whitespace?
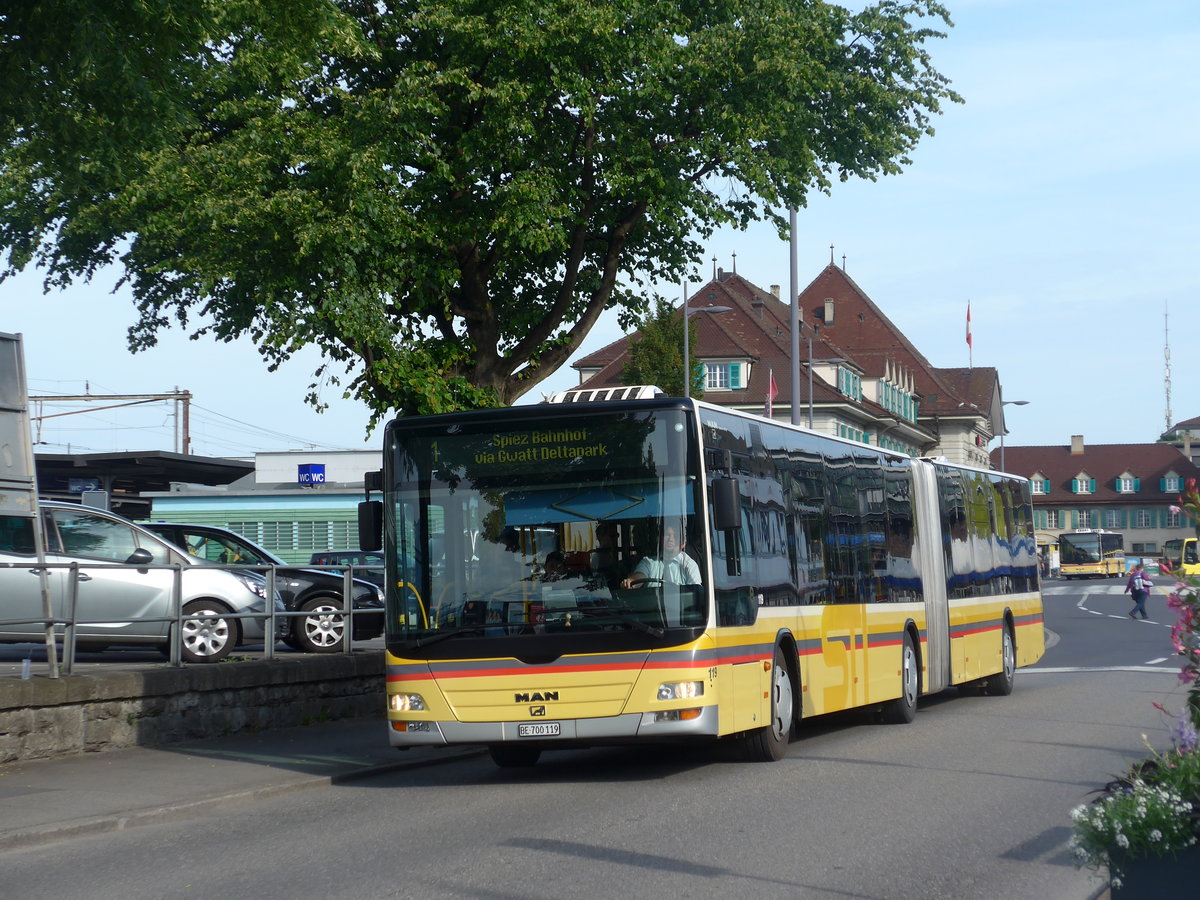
359,392,1044,766
1057,530,1125,579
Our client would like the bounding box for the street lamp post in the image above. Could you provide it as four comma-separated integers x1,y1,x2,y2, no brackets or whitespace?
682,289,731,399
999,400,1030,472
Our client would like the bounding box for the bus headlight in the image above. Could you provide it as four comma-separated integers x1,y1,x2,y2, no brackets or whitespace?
389,693,426,712
657,681,704,701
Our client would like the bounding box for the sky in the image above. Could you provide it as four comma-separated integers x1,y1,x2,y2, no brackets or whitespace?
3,0,1197,459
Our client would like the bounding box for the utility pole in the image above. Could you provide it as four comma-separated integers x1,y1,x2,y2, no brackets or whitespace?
28,390,193,453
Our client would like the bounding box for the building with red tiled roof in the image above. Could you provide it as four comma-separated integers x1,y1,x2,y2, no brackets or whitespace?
990,436,1200,562
572,264,1007,467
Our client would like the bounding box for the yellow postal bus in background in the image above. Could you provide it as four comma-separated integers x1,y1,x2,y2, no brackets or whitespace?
359,391,1044,766
1057,529,1125,579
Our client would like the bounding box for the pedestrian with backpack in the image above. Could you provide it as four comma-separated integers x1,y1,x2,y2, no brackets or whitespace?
1124,562,1152,619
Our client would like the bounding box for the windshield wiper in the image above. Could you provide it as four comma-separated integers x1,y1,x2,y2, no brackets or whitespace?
571,605,665,637
404,626,486,649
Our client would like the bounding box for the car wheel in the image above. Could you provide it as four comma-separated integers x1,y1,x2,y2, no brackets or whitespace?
180,599,236,663
294,597,347,653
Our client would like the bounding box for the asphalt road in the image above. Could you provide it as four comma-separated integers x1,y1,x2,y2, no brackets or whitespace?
0,576,1185,899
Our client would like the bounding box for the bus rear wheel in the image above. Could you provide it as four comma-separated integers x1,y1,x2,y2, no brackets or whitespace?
984,627,1016,696
741,645,794,762
881,633,919,724
489,744,542,768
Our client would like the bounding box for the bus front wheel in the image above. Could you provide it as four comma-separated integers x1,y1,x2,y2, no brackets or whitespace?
741,645,794,762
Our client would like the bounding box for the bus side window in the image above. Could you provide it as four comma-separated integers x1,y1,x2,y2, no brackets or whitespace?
1186,543,1197,565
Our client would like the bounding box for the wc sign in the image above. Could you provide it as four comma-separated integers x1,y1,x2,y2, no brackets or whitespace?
297,463,326,485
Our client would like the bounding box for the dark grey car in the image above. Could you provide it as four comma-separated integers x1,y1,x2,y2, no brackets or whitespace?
142,523,384,653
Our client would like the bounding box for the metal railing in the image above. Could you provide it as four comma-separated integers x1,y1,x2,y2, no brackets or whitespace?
1,560,379,678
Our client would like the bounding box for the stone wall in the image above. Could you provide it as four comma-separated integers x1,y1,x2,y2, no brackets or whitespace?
0,651,385,764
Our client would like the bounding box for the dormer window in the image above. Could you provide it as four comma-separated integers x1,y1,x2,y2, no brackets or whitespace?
1116,472,1140,493
1162,473,1182,493
1071,473,1095,495
703,362,744,391
837,366,862,402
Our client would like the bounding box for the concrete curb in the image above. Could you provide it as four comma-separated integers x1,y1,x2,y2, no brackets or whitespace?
0,746,485,852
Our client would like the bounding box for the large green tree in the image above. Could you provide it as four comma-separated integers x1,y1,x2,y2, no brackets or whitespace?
2,0,960,420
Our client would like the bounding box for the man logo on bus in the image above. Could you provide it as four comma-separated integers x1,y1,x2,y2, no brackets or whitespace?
529,706,546,717
514,691,559,703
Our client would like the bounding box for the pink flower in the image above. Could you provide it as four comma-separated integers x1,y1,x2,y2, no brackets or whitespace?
1170,505,1182,515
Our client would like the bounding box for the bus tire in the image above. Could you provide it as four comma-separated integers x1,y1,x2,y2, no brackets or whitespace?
741,645,794,762
984,626,1016,696
489,744,542,768
881,633,919,724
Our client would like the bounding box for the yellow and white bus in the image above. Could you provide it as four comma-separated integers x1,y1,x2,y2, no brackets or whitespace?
360,392,1044,766
1161,536,1200,577
1057,530,1125,579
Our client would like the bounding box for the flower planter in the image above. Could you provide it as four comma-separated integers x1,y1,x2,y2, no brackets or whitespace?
1110,843,1200,898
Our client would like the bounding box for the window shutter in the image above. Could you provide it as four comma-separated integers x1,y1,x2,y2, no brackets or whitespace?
1071,478,1078,494
1159,477,1166,491
1089,478,1096,492
729,363,741,389
1134,477,1141,491
1120,509,1128,527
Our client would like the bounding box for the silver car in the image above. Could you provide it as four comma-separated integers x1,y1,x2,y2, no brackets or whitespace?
0,501,284,663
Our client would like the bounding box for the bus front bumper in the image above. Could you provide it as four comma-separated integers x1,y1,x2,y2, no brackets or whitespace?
387,705,720,747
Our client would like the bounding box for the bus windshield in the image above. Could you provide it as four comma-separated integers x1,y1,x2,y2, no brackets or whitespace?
1163,538,1198,567
385,407,704,654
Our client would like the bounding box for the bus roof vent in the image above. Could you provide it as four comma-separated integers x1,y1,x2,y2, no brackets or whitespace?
544,385,664,404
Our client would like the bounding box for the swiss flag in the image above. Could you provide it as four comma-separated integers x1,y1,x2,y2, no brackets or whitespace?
765,370,779,417
966,301,973,349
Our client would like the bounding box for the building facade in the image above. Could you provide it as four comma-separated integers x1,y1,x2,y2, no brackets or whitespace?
144,450,378,565
572,265,1010,468
993,436,1200,562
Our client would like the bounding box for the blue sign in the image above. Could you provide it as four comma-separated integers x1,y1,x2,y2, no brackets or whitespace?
297,464,326,485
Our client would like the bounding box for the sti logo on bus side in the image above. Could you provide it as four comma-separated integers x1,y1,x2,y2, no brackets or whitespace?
514,691,559,703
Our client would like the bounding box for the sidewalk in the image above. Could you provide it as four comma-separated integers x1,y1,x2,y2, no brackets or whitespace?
0,717,482,851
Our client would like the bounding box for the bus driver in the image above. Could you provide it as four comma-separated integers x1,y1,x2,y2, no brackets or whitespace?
621,524,700,588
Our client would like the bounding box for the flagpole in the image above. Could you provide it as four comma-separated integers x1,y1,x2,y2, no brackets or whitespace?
966,300,973,369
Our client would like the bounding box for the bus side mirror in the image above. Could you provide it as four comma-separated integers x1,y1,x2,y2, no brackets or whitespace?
358,500,383,551
713,477,742,532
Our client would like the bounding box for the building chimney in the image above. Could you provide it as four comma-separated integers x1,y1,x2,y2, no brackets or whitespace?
770,284,780,298
1070,435,1085,455
824,297,835,325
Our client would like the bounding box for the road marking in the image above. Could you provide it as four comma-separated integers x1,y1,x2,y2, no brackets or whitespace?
1028,666,1176,674
1146,657,1169,664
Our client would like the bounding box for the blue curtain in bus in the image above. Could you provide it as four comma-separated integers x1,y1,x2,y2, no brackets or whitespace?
503,482,694,525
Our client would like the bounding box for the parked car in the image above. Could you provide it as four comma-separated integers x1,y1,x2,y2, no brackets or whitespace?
0,502,284,663
308,550,386,589
143,524,384,653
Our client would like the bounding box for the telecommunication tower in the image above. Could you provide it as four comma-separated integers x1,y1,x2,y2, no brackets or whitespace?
1164,304,1172,433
